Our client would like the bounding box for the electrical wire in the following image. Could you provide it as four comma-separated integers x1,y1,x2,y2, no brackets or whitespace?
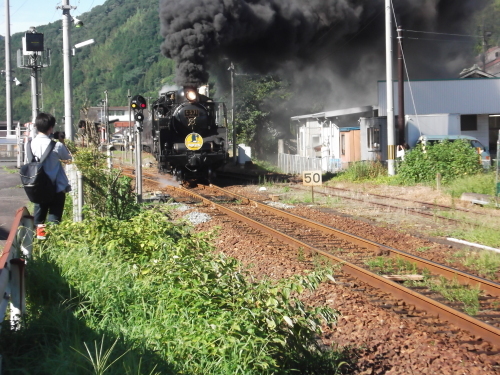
404,29,481,38
11,0,30,17
316,8,384,63
405,37,478,44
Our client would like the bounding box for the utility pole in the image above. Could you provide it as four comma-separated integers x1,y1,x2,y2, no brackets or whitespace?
104,90,109,142
482,25,492,72
4,0,13,138
127,89,132,136
228,62,236,163
385,0,395,176
58,0,76,141
397,25,405,147
30,59,39,123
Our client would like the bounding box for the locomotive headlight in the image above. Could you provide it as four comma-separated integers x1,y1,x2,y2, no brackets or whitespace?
185,89,197,102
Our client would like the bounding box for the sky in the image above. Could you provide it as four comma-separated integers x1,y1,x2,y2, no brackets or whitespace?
1,0,106,35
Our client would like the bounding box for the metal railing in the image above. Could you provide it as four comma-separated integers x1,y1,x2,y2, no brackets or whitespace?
0,207,33,330
278,153,343,174
0,124,25,167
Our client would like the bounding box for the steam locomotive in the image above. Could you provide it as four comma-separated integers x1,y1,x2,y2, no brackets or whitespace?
142,86,229,182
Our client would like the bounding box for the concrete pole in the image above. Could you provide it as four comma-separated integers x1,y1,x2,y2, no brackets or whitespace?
229,62,236,163
4,0,13,138
135,121,142,203
104,90,109,142
30,63,39,123
397,25,405,147
77,170,83,222
62,0,74,141
385,0,395,175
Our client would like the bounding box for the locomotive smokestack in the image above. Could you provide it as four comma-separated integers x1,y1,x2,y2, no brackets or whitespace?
160,0,488,102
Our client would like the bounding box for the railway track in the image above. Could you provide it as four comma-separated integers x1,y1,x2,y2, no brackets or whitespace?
289,185,496,229
117,167,500,350
152,184,500,350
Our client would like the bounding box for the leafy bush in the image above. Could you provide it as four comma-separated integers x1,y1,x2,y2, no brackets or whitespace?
7,209,348,374
397,140,482,184
73,147,139,220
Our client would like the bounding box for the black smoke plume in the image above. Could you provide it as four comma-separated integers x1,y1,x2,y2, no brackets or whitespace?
160,0,488,107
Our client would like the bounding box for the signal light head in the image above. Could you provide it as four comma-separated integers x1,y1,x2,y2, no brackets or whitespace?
130,95,147,110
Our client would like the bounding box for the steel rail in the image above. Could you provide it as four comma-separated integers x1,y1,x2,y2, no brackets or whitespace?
327,186,480,214
210,185,500,291
204,184,500,298
172,185,500,348
291,185,486,229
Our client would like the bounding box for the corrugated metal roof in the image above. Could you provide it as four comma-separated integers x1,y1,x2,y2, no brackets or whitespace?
291,106,376,121
378,78,500,116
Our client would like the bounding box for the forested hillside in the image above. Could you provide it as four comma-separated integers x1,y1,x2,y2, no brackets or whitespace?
0,0,175,124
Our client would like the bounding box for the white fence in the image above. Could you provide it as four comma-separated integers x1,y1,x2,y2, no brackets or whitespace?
0,124,24,167
66,164,84,222
278,153,343,174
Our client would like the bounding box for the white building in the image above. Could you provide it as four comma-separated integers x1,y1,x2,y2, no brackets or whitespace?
378,78,500,152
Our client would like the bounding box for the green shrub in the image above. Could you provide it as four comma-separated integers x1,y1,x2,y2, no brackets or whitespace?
73,147,139,220
397,140,482,184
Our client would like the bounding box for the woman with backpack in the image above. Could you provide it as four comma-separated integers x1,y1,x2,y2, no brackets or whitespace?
29,112,72,226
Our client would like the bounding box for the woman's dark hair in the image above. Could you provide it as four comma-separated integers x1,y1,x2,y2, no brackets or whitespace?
35,113,56,134
53,131,65,140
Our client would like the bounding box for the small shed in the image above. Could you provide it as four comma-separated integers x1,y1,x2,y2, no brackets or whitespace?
290,106,376,168
339,127,361,166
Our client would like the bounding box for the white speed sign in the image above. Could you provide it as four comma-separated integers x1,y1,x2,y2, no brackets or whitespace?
302,170,322,186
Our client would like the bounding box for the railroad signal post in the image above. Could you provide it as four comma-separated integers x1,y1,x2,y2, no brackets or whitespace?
302,170,322,203
131,95,147,203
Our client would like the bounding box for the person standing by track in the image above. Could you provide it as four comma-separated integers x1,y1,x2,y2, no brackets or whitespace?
30,113,72,225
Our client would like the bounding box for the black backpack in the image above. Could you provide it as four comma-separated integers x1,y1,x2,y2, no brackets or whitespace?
20,140,57,205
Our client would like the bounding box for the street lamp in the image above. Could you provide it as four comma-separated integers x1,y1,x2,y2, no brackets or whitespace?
72,38,94,55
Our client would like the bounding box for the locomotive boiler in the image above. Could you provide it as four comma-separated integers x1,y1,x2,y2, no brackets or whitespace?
142,86,229,182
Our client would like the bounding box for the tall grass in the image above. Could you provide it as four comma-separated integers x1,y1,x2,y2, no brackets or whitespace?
0,209,350,374
331,161,391,183
445,171,496,198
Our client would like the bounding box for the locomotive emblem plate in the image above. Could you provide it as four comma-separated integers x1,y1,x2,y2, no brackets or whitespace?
184,109,199,117
185,133,203,151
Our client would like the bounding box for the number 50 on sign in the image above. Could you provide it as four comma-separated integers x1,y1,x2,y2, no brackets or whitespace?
302,171,322,186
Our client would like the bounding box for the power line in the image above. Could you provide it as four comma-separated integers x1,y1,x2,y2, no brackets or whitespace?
404,29,481,38
405,37,477,44
11,0,30,16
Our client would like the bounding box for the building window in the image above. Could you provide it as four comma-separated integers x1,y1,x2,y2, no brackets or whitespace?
461,115,477,131
109,110,125,116
367,126,380,150
341,134,346,155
